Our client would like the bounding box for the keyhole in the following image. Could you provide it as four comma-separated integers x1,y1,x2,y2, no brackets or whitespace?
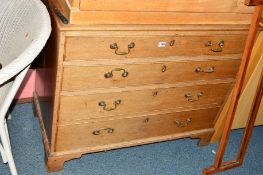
169,40,175,46
0,63,2,70
144,118,150,123
153,91,158,97
162,65,167,72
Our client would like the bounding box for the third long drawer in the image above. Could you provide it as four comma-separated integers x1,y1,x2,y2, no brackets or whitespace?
59,81,233,122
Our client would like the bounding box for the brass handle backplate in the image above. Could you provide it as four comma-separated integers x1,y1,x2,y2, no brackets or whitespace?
175,118,192,128
110,42,135,55
98,100,121,111
92,128,114,135
104,68,129,78
205,40,224,52
195,66,215,73
185,92,204,102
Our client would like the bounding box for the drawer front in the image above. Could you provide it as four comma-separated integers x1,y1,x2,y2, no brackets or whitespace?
59,82,232,122
56,107,218,152
79,0,252,13
64,35,246,60
62,59,240,91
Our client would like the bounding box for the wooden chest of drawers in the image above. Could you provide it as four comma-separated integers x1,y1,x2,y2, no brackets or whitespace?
35,0,253,172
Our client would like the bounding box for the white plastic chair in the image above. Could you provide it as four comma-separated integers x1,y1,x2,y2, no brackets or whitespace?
0,0,51,174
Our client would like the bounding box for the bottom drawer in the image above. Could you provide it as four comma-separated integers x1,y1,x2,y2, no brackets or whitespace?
56,107,219,152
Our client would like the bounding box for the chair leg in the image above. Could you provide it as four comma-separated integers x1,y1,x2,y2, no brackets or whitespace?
4,119,11,146
0,123,18,175
7,110,12,120
0,144,7,163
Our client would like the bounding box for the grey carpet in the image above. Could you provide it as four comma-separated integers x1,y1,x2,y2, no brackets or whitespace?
0,103,262,175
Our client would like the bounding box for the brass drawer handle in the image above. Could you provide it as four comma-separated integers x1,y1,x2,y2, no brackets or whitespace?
110,42,135,55
104,68,129,78
205,40,224,52
195,66,215,73
98,100,121,111
184,92,204,102
92,128,114,135
175,118,192,128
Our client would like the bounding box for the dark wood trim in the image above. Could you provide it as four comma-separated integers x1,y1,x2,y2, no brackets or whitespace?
245,0,263,5
12,97,33,104
33,92,51,159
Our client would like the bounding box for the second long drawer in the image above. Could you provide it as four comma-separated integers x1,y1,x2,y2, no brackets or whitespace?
59,82,232,122
62,59,240,91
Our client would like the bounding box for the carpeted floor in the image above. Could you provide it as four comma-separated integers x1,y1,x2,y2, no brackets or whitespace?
0,103,262,175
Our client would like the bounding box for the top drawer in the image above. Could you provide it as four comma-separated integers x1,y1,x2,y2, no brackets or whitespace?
55,0,253,24
64,34,247,61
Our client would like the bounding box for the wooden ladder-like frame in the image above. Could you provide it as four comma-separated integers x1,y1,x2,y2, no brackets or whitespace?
203,1,263,174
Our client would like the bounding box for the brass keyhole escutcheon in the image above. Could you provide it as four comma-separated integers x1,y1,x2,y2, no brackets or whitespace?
144,118,150,123
153,91,159,97
162,65,167,72
169,40,175,46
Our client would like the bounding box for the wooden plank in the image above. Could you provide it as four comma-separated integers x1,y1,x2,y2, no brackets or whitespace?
231,54,263,128
45,27,66,153
59,24,251,31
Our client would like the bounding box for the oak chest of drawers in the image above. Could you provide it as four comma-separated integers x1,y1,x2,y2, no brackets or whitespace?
35,0,254,172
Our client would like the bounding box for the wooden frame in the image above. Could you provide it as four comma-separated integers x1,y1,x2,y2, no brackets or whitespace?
204,70,263,174
203,4,263,175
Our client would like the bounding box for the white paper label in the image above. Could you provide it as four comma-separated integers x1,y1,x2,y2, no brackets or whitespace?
158,41,167,47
